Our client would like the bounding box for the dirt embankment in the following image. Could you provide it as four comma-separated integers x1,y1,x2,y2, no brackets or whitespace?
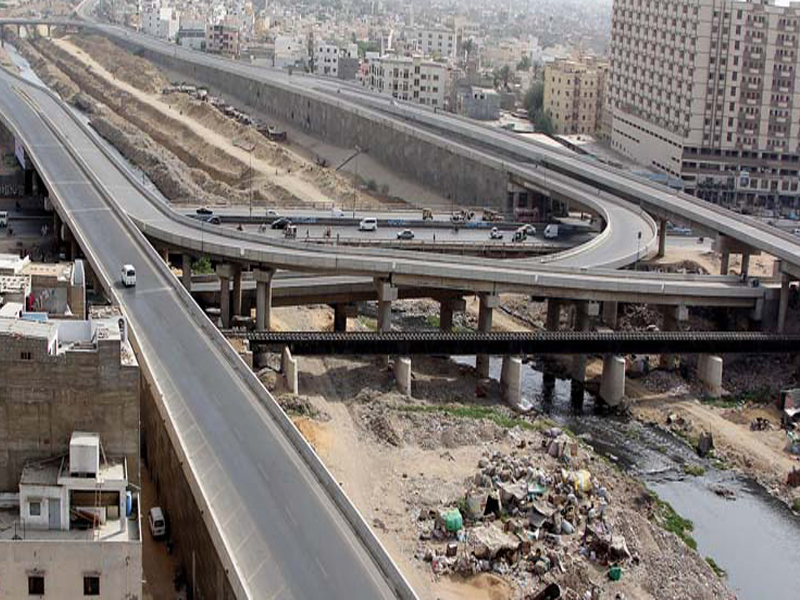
17,32,400,210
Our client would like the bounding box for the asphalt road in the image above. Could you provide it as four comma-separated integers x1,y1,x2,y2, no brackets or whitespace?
0,67,402,600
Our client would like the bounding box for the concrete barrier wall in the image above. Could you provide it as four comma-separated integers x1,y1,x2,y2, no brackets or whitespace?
109,36,509,209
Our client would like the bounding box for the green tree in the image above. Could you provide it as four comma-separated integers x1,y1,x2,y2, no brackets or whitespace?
533,111,554,135
523,81,544,115
517,55,531,71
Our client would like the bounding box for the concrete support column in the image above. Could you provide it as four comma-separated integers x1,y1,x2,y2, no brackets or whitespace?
282,347,298,395
571,301,591,383
334,303,348,332
375,279,398,332
741,252,751,278
697,355,723,398
254,268,275,331
181,254,192,291
657,219,667,258
476,293,499,379
659,305,688,370
602,300,618,329
500,356,523,408
720,251,730,275
69,237,78,261
231,263,243,317
438,297,466,332
600,355,626,407
546,298,562,331
778,273,791,333
394,357,412,397
160,248,169,265
216,264,233,328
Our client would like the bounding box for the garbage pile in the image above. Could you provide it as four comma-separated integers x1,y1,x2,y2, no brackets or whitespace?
414,429,632,592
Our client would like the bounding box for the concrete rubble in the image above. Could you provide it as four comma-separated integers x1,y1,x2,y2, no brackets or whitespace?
413,428,637,598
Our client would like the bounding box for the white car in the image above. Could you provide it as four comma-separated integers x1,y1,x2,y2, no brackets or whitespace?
489,227,503,240
331,208,344,218
358,217,378,232
148,507,166,539
121,264,136,288
266,209,279,217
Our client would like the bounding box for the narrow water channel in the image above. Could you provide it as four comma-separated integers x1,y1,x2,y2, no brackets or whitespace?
459,355,800,600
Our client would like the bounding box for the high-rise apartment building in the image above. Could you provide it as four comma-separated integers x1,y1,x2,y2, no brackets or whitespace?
367,55,448,107
415,27,457,59
609,0,800,208
544,57,609,136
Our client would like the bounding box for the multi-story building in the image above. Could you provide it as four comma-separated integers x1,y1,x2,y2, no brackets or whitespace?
206,22,240,57
457,86,501,120
367,55,448,107
313,41,358,78
177,17,207,51
140,2,178,41
415,26,456,59
0,432,142,600
274,34,308,69
544,57,609,136
609,0,800,208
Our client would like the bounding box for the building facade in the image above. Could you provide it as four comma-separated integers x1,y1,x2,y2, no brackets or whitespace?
0,315,140,492
206,23,240,57
609,0,800,208
415,27,456,59
367,55,448,107
313,41,358,78
544,57,609,136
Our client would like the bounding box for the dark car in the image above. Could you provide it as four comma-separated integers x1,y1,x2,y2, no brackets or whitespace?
204,216,221,225
396,229,415,240
196,207,213,216
271,217,291,230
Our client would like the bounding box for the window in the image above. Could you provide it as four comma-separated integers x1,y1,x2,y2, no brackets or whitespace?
20,351,32,361
83,576,100,596
28,576,44,595
29,501,41,516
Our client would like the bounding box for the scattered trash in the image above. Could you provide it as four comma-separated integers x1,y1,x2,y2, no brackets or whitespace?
787,468,800,488
750,417,772,431
608,565,623,581
786,432,800,456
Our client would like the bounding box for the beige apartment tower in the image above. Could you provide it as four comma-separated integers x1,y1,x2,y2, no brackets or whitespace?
544,58,609,137
609,0,800,210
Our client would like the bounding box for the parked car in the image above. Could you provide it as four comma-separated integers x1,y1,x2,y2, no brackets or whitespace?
271,217,291,230
489,227,504,240
195,207,213,216
396,229,415,240
359,217,378,232
121,264,136,288
148,507,166,539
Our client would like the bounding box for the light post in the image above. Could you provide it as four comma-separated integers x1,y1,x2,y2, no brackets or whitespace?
249,148,253,219
352,145,360,218
635,230,642,269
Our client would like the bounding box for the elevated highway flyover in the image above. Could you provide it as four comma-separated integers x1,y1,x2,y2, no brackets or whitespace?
0,29,786,600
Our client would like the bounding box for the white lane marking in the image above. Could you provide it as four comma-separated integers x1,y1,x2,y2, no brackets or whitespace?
66,207,112,214
283,505,298,528
133,286,174,296
314,556,330,580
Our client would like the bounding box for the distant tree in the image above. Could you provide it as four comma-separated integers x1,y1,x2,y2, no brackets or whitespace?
533,111,554,135
499,65,512,89
517,55,531,71
523,81,544,115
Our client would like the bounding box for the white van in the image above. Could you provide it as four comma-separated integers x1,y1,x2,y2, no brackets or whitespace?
331,208,344,218
0,211,7,227
121,264,136,287
358,217,378,232
148,507,166,539
544,224,559,239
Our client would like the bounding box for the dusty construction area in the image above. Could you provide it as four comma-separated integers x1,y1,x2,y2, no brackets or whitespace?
10,31,406,210
248,304,734,600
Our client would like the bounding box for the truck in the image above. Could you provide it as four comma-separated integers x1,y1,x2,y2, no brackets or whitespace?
544,224,559,239
0,211,7,227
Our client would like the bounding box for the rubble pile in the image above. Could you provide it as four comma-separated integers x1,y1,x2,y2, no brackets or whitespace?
413,429,635,596
639,370,695,396
723,355,798,399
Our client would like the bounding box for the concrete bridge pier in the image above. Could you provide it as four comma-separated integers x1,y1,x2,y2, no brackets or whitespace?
282,347,298,394
716,234,760,277
476,293,499,378
160,247,169,265
660,304,688,370
438,297,466,332
394,357,412,397
375,279,397,367
546,298,562,331
254,268,275,331
778,270,794,333
570,301,596,383
599,355,626,407
215,264,233,328
602,300,618,329
657,219,667,258
500,356,523,407
697,355,723,398
181,254,192,291
231,263,243,318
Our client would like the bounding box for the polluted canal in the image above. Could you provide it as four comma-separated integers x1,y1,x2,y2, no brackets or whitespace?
461,355,800,600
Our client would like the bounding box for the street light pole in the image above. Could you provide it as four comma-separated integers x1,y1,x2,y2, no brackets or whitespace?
249,148,253,219
352,145,360,218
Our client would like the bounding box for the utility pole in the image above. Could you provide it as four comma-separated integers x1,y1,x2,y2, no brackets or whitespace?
249,148,253,219
352,145,360,218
